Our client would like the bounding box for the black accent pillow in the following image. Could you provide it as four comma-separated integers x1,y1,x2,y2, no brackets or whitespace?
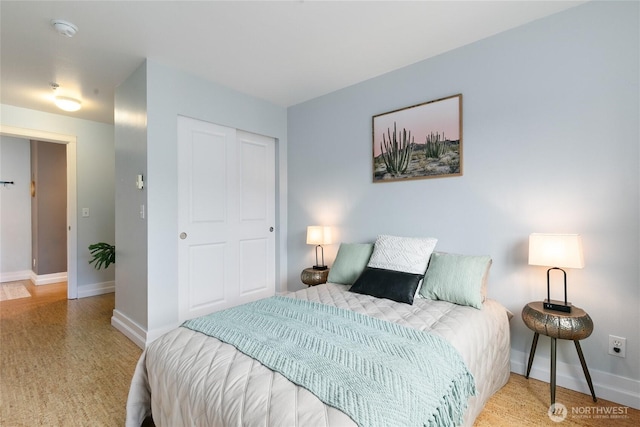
349,267,424,304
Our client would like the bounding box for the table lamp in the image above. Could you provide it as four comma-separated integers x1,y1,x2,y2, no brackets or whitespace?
528,233,584,313
306,226,332,270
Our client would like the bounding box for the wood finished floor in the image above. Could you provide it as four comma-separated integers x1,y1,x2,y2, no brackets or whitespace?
1,281,638,426
0,281,142,426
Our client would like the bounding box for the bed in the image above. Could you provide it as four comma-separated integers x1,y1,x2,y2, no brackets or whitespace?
126,236,512,427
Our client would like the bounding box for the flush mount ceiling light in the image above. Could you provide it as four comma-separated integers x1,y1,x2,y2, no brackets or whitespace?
50,82,82,112
51,19,78,37
54,96,82,112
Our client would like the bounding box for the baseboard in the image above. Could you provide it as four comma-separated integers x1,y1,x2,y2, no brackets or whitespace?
111,309,178,350
111,309,147,349
77,281,115,298
511,349,640,410
30,271,68,286
0,270,32,283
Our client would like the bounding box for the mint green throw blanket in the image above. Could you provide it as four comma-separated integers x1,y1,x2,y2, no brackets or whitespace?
183,296,476,427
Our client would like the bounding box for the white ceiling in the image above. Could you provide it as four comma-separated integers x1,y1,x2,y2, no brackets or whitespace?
0,1,585,124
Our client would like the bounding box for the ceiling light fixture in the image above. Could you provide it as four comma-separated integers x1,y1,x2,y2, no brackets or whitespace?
54,96,82,112
51,19,78,37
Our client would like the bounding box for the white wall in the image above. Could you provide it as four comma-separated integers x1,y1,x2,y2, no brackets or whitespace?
113,59,288,345
0,135,31,278
287,1,639,408
0,105,115,295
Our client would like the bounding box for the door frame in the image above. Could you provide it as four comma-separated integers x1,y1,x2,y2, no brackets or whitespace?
0,125,78,299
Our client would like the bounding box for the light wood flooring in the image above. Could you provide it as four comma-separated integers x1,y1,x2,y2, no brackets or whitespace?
0,281,141,426
1,281,638,426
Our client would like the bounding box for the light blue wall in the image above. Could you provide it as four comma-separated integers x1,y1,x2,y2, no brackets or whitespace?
287,1,639,405
145,60,288,336
0,135,31,275
114,59,288,342
114,61,149,331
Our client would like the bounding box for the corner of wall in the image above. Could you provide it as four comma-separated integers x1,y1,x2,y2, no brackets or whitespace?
511,349,640,410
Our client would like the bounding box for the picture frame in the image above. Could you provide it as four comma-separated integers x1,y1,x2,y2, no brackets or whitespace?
372,94,462,183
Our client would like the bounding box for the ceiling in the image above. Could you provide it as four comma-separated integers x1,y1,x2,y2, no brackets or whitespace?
1,1,585,124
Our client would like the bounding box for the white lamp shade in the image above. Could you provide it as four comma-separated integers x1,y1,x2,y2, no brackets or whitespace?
306,226,332,245
528,233,584,269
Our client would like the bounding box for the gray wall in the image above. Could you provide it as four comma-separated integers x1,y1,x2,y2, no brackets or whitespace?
287,1,639,405
0,105,115,293
0,135,31,276
114,61,148,331
114,59,288,341
31,140,67,275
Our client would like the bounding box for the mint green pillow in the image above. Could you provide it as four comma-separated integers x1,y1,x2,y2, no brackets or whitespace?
327,243,374,285
419,252,492,309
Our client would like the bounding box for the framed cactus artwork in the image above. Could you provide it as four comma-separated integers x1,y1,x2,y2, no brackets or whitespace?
372,94,462,183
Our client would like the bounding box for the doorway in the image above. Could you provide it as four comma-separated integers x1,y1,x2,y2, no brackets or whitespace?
31,140,68,281
0,125,78,299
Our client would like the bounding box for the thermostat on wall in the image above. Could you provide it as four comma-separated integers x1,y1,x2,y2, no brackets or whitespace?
136,174,144,190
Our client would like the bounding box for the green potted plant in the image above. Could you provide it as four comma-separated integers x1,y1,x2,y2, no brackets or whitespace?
88,242,116,270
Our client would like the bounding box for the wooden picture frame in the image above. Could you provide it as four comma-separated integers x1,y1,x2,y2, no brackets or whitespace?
372,94,462,183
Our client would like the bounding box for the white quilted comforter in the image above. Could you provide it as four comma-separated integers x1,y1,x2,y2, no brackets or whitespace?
126,284,511,427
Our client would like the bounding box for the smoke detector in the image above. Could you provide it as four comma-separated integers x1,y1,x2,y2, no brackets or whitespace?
51,19,78,37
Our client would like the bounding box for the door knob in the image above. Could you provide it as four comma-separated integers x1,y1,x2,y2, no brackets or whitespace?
180,232,187,239
269,227,274,232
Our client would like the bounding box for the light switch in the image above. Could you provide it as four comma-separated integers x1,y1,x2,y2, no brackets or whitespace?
82,208,90,217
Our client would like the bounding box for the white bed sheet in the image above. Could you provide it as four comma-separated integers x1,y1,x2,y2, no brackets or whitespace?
126,283,511,427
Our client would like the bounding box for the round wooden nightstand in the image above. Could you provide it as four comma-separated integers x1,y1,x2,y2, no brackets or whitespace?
522,301,596,405
301,267,329,287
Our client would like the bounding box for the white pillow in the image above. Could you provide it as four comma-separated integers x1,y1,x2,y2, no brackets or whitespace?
367,235,438,275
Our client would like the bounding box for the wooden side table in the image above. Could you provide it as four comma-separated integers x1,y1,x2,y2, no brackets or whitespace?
301,267,329,287
522,301,597,405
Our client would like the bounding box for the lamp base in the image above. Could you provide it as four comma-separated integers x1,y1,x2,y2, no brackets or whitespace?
312,265,328,270
544,299,572,313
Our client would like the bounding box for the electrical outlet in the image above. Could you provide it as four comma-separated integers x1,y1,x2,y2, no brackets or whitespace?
608,335,626,358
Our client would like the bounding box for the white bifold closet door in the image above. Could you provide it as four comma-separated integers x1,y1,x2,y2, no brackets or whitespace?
177,116,276,322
